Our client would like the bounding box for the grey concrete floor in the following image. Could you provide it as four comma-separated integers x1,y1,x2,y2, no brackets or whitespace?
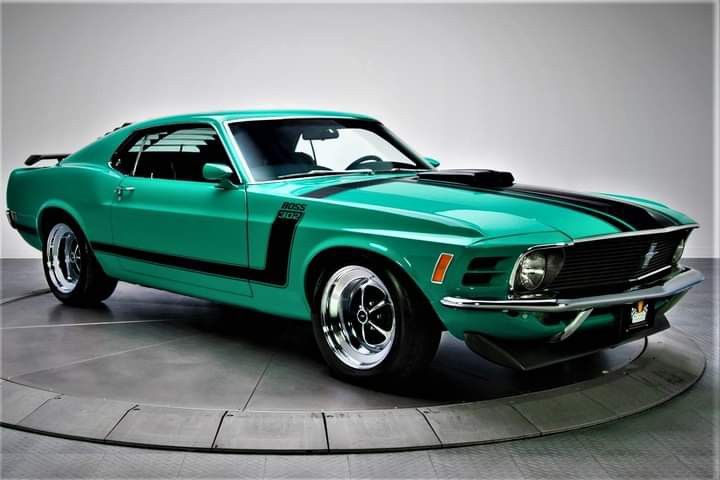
0,260,641,411
0,258,717,479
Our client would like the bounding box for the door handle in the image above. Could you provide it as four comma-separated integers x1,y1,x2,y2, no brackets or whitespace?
114,186,135,200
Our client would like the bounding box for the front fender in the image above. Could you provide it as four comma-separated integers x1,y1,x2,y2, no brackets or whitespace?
302,234,417,281
297,228,477,323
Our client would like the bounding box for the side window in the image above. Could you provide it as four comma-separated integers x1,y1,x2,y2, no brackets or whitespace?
111,126,238,183
112,135,146,175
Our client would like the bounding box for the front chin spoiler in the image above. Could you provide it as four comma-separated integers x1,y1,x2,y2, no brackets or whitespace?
465,314,670,371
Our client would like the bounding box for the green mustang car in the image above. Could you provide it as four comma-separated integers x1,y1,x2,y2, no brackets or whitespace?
6,110,703,381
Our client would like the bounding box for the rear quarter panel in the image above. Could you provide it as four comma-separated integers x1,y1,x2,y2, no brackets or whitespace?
6,140,124,274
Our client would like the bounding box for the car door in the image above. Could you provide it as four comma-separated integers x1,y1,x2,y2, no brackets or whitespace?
109,123,252,296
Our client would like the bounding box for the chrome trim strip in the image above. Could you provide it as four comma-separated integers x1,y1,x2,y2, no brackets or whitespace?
630,265,673,282
442,267,703,312
571,224,699,243
507,224,698,292
550,308,593,342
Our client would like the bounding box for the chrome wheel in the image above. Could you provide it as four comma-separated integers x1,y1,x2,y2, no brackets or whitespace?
46,223,82,294
320,265,396,370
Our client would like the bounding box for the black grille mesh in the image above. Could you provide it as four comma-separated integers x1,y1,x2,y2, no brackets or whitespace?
548,230,687,292
463,257,505,286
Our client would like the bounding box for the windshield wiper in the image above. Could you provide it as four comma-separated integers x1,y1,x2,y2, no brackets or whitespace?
277,169,375,180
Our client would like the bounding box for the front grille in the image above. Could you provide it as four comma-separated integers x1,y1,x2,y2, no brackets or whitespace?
547,230,687,293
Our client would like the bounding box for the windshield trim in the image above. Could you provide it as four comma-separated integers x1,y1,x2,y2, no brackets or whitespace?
222,117,430,184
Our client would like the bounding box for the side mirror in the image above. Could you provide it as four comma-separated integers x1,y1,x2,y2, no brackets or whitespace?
203,163,238,189
424,157,440,168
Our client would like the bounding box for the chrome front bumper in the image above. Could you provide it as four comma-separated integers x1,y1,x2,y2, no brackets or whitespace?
441,267,703,313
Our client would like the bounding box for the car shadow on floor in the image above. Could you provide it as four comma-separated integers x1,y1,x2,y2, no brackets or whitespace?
7,284,643,409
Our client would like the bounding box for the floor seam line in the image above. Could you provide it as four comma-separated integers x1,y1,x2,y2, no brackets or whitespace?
425,448,440,479
588,450,616,478
7,334,202,381
321,412,331,451
508,402,544,436
507,450,526,479
416,407,443,446
0,319,179,330
175,451,188,477
210,410,229,448
103,403,139,441
13,394,59,426
240,350,276,412
0,289,51,305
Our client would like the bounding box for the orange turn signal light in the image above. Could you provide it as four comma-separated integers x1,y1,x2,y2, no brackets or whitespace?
431,253,454,284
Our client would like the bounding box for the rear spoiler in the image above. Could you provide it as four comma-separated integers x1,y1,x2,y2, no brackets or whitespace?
23,122,131,166
24,153,70,166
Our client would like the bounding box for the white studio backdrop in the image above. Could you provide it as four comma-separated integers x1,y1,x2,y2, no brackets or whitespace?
1,3,715,258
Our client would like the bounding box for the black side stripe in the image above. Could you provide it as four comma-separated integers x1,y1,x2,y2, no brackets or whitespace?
92,210,302,286
508,185,679,230
301,177,401,199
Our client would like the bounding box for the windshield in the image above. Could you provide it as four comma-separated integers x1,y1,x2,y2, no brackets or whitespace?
229,118,430,181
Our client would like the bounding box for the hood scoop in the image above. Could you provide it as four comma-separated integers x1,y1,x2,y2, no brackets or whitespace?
416,169,515,188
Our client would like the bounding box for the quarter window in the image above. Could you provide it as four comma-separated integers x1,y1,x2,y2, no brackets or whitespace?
111,126,238,183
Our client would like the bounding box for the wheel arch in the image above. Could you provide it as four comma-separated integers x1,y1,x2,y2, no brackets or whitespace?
37,203,87,240
303,246,445,331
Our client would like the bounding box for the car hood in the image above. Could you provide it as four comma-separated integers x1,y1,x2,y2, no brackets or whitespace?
278,174,694,240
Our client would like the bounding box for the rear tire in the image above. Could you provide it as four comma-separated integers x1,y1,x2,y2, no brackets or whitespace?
311,256,441,384
42,218,117,306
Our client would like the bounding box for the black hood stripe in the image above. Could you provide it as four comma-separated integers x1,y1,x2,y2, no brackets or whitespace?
403,178,635,231
301,175,678,232
405,178,676,232
508,185,679,230
491,186,634,232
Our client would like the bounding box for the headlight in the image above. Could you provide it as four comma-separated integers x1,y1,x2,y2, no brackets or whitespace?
672,238,686,264
517,252,546,291
513,249,564,292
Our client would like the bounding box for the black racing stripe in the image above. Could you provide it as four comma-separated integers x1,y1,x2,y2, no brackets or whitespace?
405,178,634,232
92,242,262,280
256,211,302,285
92,209,302,286
301,177,402,199
15,224,38,236
508,185,679,230
496,187,634,232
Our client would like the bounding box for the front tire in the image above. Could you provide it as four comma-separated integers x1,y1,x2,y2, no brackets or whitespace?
42,220,117,306
311,259,441,383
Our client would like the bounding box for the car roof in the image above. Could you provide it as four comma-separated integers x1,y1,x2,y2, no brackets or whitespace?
124,109,376,131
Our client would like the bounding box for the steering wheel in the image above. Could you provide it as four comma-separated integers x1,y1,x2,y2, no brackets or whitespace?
346,155,384,170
